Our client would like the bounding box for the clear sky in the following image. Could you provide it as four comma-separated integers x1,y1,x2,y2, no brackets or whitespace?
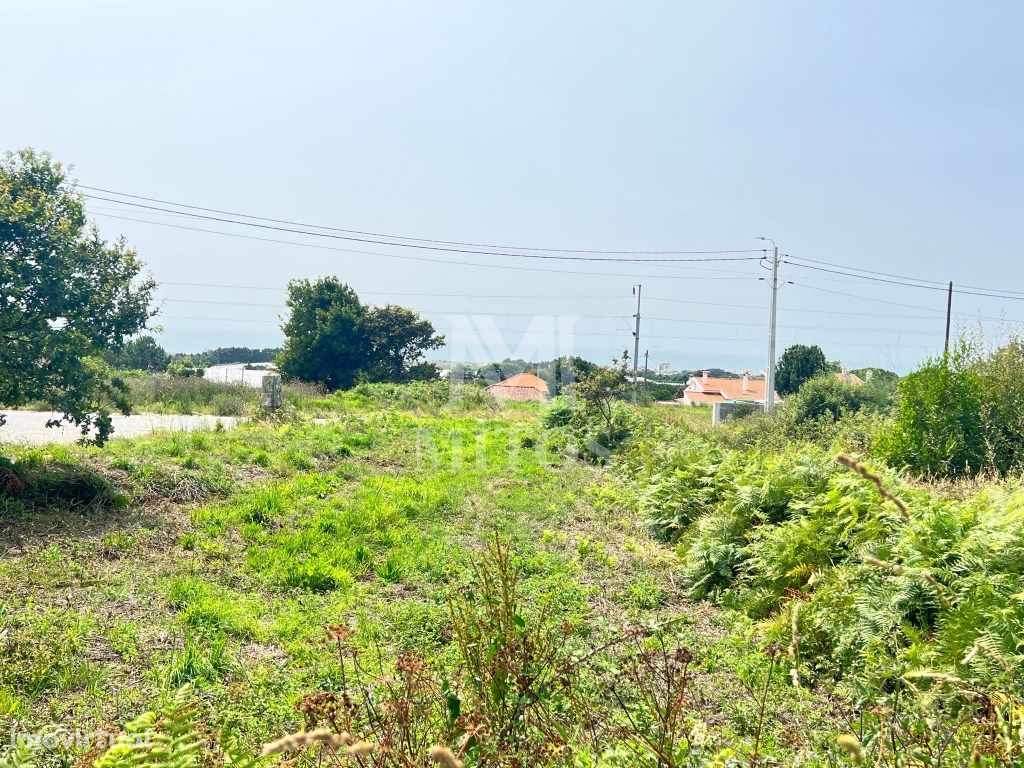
5,2,1023,372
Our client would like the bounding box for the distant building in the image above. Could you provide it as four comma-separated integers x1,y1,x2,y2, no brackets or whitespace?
678,369,773,407
485,371,551,402
835,371,864,386
657,362,675,375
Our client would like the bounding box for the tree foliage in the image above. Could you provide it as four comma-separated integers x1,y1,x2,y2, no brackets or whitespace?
276,277,444,390
574,352,631,443
192,346,280,365
166,356,206,378
774,344,828,396
0,149,155,443
105,335,169,371
880,339,1024,478
361,305,442,383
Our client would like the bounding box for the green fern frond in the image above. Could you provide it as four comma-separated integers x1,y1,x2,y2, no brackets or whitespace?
96,686,205,768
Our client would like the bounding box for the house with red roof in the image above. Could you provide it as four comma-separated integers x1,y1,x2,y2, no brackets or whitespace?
485,371,551,402
677,370,772,407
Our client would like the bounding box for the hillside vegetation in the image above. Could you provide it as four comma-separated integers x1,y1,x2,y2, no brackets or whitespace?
2,370,1023,767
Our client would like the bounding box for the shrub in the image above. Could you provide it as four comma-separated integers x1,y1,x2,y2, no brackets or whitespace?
167,357,206,379
878,340,1024,478
541,396,574,428
786,376,867,423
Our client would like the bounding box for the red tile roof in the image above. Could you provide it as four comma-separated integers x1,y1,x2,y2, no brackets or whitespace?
835,371,864,386
686,375,767,402
486,371,551,401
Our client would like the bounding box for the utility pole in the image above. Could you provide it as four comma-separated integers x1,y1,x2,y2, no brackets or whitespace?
643,348,650,396
759,238,780,411
944,281,953,356
632,284,642,377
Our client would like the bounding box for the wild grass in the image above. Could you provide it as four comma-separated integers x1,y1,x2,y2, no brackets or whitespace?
4,382,996,767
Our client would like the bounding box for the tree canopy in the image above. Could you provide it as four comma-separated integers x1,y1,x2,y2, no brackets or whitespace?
105,335,169,372
276,277,444,390
1,149,156,443
774,344,828,396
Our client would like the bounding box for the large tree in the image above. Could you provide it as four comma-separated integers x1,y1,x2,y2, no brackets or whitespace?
1,149,156,443
362,304,443,383
276,277,443,390
774,343,828,396
277,278,367,390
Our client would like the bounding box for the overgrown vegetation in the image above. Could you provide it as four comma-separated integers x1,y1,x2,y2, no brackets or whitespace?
6,333,1024,766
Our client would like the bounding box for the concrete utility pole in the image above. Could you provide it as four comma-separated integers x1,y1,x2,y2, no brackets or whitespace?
944,281,953,356
759,237,780,411
632,284,642,376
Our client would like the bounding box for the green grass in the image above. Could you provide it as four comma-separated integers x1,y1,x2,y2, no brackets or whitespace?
1,384,852,766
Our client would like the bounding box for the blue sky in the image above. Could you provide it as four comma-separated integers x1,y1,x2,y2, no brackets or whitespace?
5,2,1023,372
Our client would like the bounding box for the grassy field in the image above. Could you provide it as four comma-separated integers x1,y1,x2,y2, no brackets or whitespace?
0,387,842,767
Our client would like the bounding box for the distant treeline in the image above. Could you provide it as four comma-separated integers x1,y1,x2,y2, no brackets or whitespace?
188,347,281,365
105,338,281,372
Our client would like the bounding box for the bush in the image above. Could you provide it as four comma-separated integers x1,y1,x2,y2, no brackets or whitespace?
786,376,867,423
167,357,206,379
879,340,1024,478
714,375,890,454
622,425,1024,726
541,396,574,428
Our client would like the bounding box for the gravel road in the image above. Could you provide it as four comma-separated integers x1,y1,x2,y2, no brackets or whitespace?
0,410,243,446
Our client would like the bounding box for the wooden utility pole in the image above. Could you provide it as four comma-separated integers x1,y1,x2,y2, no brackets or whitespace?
944,281,953,355
631,285,642,376
643,349,650,397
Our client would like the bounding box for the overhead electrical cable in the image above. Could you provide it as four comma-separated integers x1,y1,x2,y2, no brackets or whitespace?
81,184,763,256
786,259,1024,302
83,194,761,263
91,213,763,281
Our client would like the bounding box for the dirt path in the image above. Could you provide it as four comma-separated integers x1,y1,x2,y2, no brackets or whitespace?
0,409,243,445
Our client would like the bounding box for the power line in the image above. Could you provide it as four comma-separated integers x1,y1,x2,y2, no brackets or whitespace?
84,193,762,264
81,184,763,256
158,315,931,348
155,287,1016,323
93,213,763,281
791,254,1024,297
154,299,942,335
786,258,1024,302
791,281,1024,325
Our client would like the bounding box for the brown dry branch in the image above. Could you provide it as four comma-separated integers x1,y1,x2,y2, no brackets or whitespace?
835,453,911,523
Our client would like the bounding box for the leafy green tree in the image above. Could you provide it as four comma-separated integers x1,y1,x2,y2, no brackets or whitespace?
276,278,444,390
106,335,169,371
774,344,828,396
0,149,155,443
277,278,367,390
194,346,280,365
574,352,631,443
362,304,443,383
